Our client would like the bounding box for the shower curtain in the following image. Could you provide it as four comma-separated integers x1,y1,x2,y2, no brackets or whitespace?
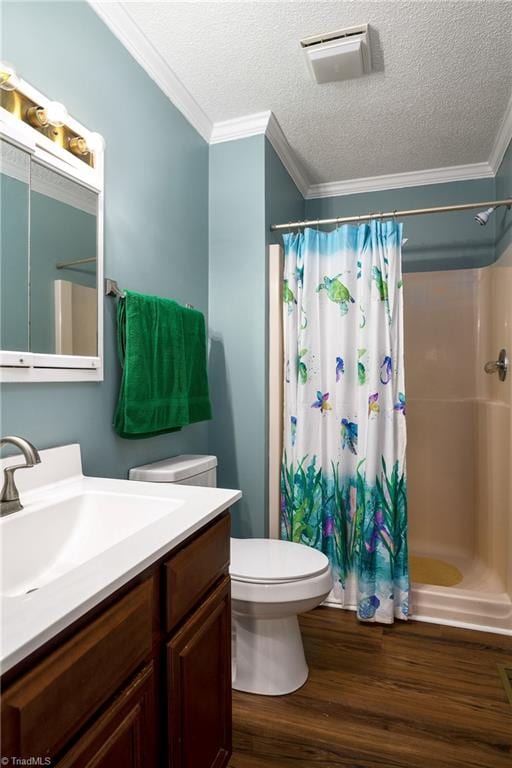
281,222,409,623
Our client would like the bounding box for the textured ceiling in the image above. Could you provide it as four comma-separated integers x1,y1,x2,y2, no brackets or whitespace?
122,0,512,184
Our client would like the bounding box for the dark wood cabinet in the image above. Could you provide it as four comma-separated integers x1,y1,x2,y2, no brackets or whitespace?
56,662,155,768
1,579,153,762
167,577,231,768
1,512,231,768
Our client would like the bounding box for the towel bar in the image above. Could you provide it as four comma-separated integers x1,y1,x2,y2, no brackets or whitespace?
104,278,194,308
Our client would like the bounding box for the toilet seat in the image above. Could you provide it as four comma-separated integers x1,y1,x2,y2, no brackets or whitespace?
230,538,329,584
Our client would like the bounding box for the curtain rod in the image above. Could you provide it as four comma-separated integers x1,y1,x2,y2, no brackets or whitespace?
270,198,512,231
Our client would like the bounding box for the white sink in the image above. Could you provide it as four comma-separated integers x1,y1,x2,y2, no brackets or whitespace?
1,490,182,597
0,443,241,673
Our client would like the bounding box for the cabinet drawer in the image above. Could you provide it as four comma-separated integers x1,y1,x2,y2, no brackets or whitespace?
1,579,153,761
163,513,230,632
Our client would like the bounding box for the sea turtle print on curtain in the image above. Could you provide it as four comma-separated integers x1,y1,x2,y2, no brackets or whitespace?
281,222,409,623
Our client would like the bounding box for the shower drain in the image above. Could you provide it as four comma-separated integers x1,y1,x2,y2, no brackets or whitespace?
498,664,512,708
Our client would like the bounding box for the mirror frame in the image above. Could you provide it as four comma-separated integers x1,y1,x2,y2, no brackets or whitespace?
0,78,104,382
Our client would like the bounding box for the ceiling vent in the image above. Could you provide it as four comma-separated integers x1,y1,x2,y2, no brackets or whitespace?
301,24,372,84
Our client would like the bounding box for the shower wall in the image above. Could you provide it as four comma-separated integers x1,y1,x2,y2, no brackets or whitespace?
404,254,512,595
475,260,512,593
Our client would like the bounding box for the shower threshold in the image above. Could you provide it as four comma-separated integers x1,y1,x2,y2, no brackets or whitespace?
410,551,512,635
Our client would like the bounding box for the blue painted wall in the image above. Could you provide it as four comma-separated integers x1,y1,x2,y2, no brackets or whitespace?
496,138,512,258
266,142,305,246
208,137,303,536
0,1,210,476
208,135,267,536
305,178,497,272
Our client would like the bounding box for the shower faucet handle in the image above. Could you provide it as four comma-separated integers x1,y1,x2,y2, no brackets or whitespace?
484,348,508,382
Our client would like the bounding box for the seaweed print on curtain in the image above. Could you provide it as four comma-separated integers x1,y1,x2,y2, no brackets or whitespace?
281,222,409,623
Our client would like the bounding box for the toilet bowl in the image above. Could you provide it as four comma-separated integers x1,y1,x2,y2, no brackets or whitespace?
129,455,333,696
230,538,333,696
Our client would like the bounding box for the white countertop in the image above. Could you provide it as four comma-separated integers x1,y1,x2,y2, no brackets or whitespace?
0,445,241,673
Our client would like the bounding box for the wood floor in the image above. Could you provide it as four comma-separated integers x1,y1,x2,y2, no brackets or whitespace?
229,607,512,768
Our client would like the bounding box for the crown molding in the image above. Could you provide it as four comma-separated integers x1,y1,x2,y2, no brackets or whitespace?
305,161,495,199
266,113,310,197
488,94,512,175
209,111,272,144
89,1,511,199
88,1,212,142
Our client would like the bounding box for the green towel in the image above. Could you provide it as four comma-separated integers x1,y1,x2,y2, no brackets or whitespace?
113,290,212,438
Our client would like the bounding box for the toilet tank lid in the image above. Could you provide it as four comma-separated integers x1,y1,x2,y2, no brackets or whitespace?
129,454,217,482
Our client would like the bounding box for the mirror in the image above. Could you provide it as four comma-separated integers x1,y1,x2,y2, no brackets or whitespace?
0,138,99,359
0,139,30,352
30,160,98,356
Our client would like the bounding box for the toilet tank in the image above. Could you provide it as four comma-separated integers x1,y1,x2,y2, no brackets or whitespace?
129,455,217,487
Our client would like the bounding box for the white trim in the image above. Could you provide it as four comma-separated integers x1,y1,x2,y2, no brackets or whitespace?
268,244,284,539
266,113,309,197
0,350,101,383
305,162,495,199
88,1,212,142
489,93,512,174
0,351,100,369
209,111,272,144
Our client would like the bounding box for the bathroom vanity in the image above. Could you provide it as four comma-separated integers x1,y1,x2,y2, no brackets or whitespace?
0,445,240,767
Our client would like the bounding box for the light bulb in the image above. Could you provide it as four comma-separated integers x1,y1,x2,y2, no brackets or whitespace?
46,101,68,127
0,61,19,91
87,132,105,154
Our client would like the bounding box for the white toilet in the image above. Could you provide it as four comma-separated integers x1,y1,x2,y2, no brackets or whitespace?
129,455,333,696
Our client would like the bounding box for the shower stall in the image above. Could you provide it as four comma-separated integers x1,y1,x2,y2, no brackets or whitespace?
268,241,512,634
405,254,512,633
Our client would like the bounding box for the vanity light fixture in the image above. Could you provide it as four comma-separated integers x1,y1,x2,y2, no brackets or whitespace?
0,65,100,169
45,101,68,128
0,61,19,91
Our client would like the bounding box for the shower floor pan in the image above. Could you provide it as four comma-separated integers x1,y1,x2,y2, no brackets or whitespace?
410,551,512,635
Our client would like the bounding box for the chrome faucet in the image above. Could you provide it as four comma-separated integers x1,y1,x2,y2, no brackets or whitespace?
0,436,41,516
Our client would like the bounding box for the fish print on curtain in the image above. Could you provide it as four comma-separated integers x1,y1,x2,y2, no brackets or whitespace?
281,222,409,623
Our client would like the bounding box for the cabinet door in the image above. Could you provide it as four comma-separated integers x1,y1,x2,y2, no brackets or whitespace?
56,662,155,768
167,577,231,768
